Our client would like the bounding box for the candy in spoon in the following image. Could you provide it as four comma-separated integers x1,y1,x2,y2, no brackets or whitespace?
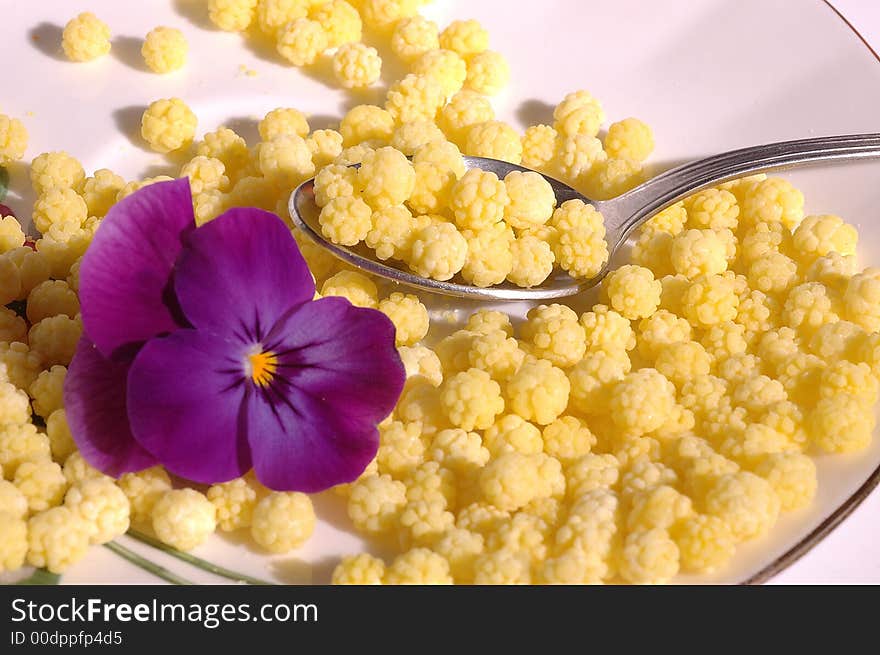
290,135,880,300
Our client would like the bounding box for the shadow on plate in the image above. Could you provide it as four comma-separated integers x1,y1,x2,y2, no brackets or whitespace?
310,491,352,533
271,556,326,585
112,105,152,152
307,114,341,131
224,115,261,145
112,35,150,73
336,83,392,116
29,22,65,62
364,28,409,91
516,98,555,127
138,161,184,180
240,29,284,65
217,527,273,556
172,0,215,30
1,161,37,237
294,53,339,90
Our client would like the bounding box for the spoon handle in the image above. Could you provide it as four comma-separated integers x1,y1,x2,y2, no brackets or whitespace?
604,133,880,247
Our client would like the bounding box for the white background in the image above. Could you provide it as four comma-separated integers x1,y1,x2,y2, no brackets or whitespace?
835,1,880,50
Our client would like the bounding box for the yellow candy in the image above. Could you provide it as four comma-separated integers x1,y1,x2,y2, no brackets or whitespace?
333,43,382,89
604,265,661,320
142,27,188,74
276,18,327,66
413,49,467,97
152,489,217,551
62,12,111,62
332,553,386,584
251,492,315,553
464,120,522,164
391,16,439,63
0,114,28,165
141,98,197,153
464,51,509,96
27,507,90,573
604,118,654,162
379,293,429,346
439,19,488,57
209,0,258,31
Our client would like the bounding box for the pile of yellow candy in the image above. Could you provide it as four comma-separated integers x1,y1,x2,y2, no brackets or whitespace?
314,146,613,287
0,0,879,584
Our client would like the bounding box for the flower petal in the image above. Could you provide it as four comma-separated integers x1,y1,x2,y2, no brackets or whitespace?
245,384,380,493
247,297,405,492
79,179,195,359
173,208,315,340
126,329,251,483
63,336,158,477
267,296,405,425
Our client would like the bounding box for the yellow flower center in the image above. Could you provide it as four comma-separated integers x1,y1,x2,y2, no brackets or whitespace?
247,350,279,387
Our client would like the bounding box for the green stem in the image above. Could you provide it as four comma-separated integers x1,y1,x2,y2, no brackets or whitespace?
0,166,9,202
126,529,273,585
14,568,61,585
103,542,194,585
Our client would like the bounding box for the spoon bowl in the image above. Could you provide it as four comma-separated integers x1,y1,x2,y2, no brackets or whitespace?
291,156,592,300
290,135,880,301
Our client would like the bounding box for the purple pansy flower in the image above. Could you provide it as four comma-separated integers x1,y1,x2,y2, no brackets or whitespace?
64,178,405,492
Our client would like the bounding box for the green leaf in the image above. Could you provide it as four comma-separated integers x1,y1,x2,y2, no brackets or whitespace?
0,166,8,203
15,568,61,585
